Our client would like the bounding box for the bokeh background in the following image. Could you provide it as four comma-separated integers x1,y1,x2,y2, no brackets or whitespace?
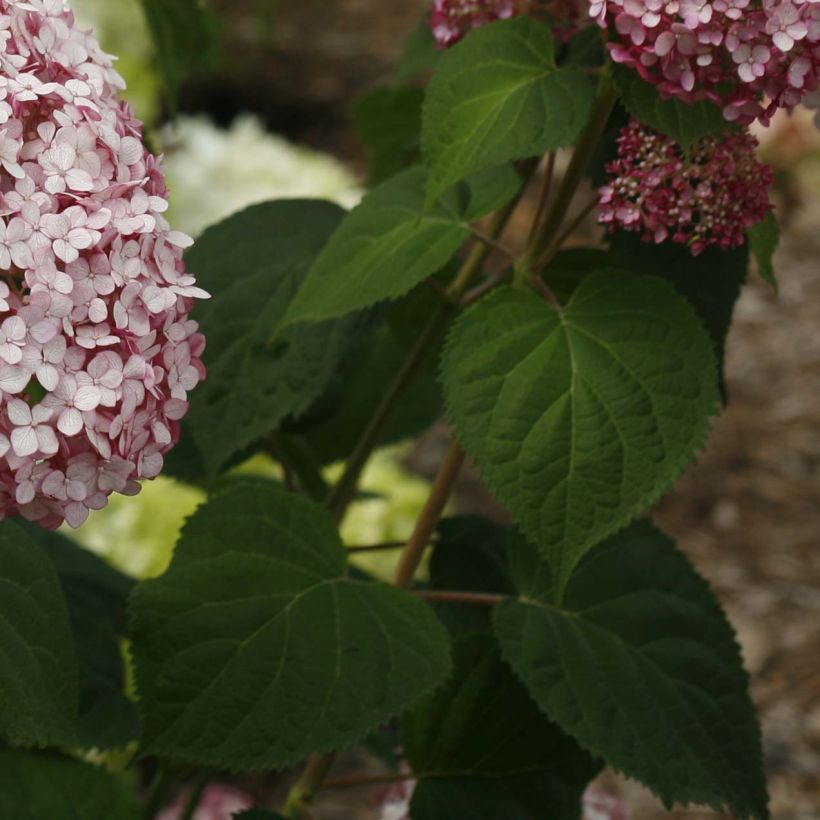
69,1,820,817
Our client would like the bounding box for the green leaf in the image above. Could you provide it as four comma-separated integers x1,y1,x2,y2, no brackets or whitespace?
441,272,719,592
139,0,216,102
285,287,444,464
494,521,769,819
354,87,425,186
131,483,452,770
609,233,748,394
0,521,77,747
422,17,594,202
26,526,139,750
168,200,360,481
279,166,519,330
748,212,779,291
233,812,286,820
404,631,600,820
614,66,732,150
0,749,138,819
395,19,441,84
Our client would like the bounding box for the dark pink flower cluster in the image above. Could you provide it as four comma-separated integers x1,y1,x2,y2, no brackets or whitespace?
591,0,820,125
599,119,773,253
0,1,207,528
431,0,520,46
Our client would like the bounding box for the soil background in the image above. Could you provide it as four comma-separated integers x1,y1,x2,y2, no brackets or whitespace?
196,2,820,817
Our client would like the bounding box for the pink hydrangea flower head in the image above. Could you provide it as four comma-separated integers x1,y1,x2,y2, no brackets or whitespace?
0,0,207,529
599,119,773,254
592,0,820,125
430,0,521,47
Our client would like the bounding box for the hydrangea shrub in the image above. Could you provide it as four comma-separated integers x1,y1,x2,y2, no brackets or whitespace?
0,0,797,818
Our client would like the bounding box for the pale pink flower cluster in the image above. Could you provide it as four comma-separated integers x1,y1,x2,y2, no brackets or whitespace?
599,118,773,253
0,1,206,529
430,0,520,46
591,0,820,125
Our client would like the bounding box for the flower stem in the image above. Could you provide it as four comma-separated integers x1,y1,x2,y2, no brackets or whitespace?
283,755,336,819
517,72,617,284
412,589,506,606
394,441,466,588
323,770,418,791
178,774,209,820
324,304,450,522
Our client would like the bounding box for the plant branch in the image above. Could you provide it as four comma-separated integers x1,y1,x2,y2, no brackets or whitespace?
467,225,517,262
179,774,209,820
534,195,600,272
142,768,175,819
346,540,411,553
516,72,617,284
412,589,506,606
323,771,418,791
394,441,465,588
283,755,336,819
527,151,556,246
324,303,450,523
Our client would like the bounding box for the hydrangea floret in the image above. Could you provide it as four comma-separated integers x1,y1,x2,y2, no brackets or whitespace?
431,0,520,46
0,0,207,528
591,0,820,125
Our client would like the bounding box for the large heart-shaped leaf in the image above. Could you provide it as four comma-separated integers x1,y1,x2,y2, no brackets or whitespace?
0,521,77,747
441,272,718,591
131,483,452,770
493,522,769,819
422,17,594,202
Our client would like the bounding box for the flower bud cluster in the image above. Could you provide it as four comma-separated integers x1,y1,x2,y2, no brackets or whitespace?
599,118,773,253
431,0,520,46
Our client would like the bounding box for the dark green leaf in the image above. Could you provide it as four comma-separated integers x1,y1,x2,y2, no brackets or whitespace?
614,66,732,150
748,212,779,290
441,273,719,593
131,483,452,770
169,200,360,481
233,812,286,820
0,749,138,819
280,166,519,329
422,17,594,201
494,521,769,819
354,87,425,186
139,0,216,101
25,525,138,750
285,287,444,464
0,521,77,747
609,232,748,393
404,632,599,820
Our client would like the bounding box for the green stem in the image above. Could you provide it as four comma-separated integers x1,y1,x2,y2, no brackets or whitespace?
179,774,209,820
142,768,175,819
394,441,465,588
517,72,617,284
324,303,450,523
283,755,336,819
